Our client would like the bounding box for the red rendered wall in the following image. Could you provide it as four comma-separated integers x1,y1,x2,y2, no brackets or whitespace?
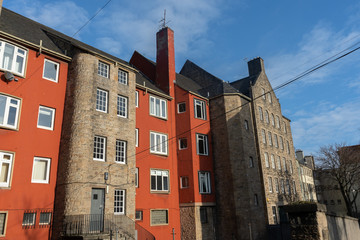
0,47,68,240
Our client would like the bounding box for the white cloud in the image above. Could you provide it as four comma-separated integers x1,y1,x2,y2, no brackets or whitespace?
291,99,360,154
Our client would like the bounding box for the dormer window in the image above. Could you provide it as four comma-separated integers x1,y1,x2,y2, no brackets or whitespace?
0,40,27,76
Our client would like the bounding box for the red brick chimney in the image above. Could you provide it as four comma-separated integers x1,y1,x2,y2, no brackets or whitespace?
156,27,176,97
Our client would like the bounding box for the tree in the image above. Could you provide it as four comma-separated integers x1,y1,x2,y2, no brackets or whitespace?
316,143,360,217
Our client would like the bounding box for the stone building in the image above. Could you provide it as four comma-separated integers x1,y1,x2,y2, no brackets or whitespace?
296,150,317,201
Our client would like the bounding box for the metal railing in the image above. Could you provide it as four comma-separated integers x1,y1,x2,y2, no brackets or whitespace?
61,214,155,240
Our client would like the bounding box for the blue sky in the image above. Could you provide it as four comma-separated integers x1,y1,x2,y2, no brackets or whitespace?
4,0,360,155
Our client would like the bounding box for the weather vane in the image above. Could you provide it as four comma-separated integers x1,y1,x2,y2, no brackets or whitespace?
159,9,170,29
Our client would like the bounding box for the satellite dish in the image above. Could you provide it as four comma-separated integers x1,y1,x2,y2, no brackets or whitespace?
4,72,15,81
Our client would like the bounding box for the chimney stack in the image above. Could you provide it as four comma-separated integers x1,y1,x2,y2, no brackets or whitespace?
296,150,304,162
156,27,176,96
248,57,265,76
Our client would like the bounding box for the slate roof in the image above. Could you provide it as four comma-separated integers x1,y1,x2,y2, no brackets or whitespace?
136,71,166,95
230,74,259,97
0,8,130,66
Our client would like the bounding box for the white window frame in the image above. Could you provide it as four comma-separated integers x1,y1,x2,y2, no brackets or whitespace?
135,129,139,147
0,94,21,130
199,171,211,194
150,169,169,192
196,133,208,156
22,212,36,226
135,91,139,108
117,95,128,118
115,140,126,164
96,89,108,113
31,157,51,184
0,212,7,236
118,69,128,85
150,96,167,119
98,61,109,78
37,106,55,130
93,136,106,161
179,138,187,150
135,168,139,188
0,152,13,188
194,99,206,120
42,59,59,82
150,132,168,155
0,40,27,76
177,102,186,113
114,189,126,215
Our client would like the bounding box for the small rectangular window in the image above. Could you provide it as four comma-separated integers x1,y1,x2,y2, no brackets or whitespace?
98,61,109,78
150,132,168,155
244,120,249,130
96,89,108,113
37,106,55,130
261,129,266,144
249,157,254,168
151,209,168,225
114,189,125,214
0,152,13,188
261,88,266,100
93,136,106,161
150,169,169,192
135,129,139,147
135,168,139,188
0,40,27,76
179,138,187,150
271,155,275,169
39,212,51,225
117,95,128,118
264,153,269,168
258,106,263,121
254,194,259,206
180,176,189,189
0,94,21,129
150,96,167,119
135,91,139,108
268,132,272,146
177,102,186,113
0,212,7,236
199,171,211,194
194,99,206,120
43,59,59,82
272,206,278,224
200,207,208,224
22,212,36,226
196,134,208,155
268,177,273,192
115,140,126,164
118,69,128,85
31,157,51,184
275,178,279,193
135,210,143,221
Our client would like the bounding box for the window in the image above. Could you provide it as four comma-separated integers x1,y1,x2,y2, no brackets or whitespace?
244,120,249,130
178,102,186,113
289,161,293,174
135,91,139,108
279,136,284,150
268,132,272,146
151,209,168,225
265,110,269,123
43,59,59,82
337,199,342,205
22,212,36,226
135,128,139,147
200,207,208,224
196,134,208,155
293,181,297,195
135,210,143,220
115,140,126,164
259,107,263,121
118,69,128,85
261,88,266,100
180,176,189,189
194,99,206,120
271,114,275,126
264,153,269,168
276,116,280,128
249,157,254,168
39,212,51,225
0,212,7,236
179,138,187,150
271,154,275,169
275,178,279,193
286,179,291,195
287,141,290,154
31,157,50,184
199,171,211,194
282,158,287,172
0,40,27,76
98,61,109,78
93,136,106,161
277,156,281,170
274,134,278,148
254,194,259,206
268,93,272,103
280,179,285,194
0,152,13,188
96,89,108,113
37,106,55,130
268,177,273,192
150,170,169,192
117,95,128,118
261,129,266,144
114,189,125,214
0,94,20,129
135,168,138,188
283,122,287,133
150,96,167,119
150,132,168,155
272,206,278,224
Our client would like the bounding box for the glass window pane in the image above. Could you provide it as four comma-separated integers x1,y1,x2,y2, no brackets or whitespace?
157,175,162,190
7,106,17,126
43,60,58,81
38,107,53,128
3,44,14,70
33,159,47,181
0,96,6,125
0,163,9,183
151,176,156,190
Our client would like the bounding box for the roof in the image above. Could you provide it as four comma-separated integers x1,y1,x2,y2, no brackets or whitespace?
180,60,239,98
230,75,259,97
0,8,130,66
136,71,167,95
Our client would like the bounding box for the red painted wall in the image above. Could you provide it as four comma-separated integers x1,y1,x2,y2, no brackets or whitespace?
0,43,68,240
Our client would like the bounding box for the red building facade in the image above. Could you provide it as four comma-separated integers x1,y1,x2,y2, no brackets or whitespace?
0,10,70,239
